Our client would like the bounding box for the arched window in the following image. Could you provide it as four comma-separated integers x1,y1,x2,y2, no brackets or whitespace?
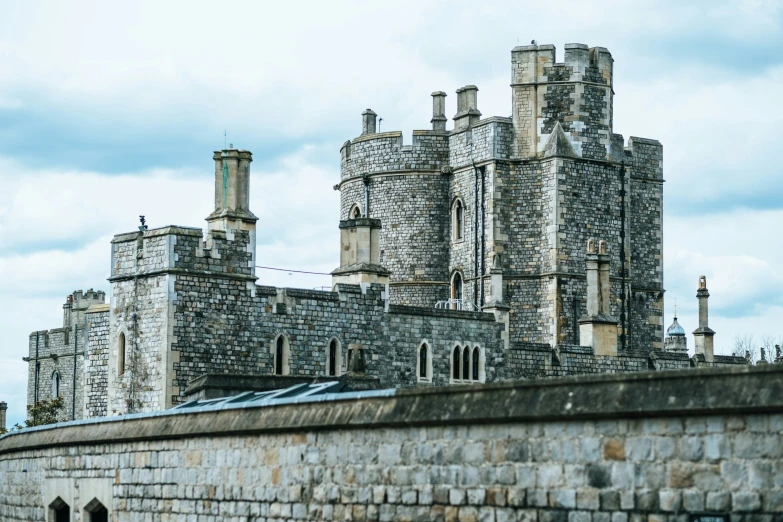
52,371,60,398
327,338,341,376
273,335,290,375
350,204,362,219
472,347,480,381
85,498,109,522
451,272,463,309
452,346,461,380
118,332,126,376
417,342,431,382
452,198,464,241
49,497,70,522
462,347,470,380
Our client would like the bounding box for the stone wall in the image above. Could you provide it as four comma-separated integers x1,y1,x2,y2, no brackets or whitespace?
26,326,84,422
2,365,781,521
84,307,109,418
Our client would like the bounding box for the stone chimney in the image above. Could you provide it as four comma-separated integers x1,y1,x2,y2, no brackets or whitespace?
361,109,377,135
693,275,715,362
206,147,258,235
453,85,481,131
579,239,618,356
331,218,390,286
431,91,447,131
0,402,7,432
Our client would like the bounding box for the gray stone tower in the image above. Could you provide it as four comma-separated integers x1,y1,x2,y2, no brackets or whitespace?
336,43,665,350
63,289,105,330
108,147,258,415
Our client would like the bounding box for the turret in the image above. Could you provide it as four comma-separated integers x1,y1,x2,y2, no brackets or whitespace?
664,305,687,353
693,276,715,362
510,43,614,160
63,289,106,329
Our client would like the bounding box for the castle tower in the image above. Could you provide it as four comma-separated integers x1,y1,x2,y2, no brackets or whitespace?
62,289,105,330
108,147,258,415
510,43,614,160
693,276,715,362
338,106,450,307
664,305,687,353
337,43,664,350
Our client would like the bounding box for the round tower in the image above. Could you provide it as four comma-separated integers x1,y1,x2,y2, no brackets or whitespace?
337,99,450,307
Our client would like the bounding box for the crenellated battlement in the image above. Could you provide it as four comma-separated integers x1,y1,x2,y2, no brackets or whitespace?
340,128,450,180
109,225,255,282
511,43,612,87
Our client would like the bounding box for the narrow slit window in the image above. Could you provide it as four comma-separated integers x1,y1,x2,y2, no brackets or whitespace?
462,347,470,380
118,332,126,376
328,339,338,376
472,347,480,381
419,344,427,379
452,346,461,380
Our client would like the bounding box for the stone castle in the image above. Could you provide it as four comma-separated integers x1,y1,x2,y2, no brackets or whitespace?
24,43,746,422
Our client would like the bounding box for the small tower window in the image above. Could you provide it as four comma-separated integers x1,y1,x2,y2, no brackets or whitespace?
452,199,464,241
462,347,470,381
273,335,290,375
472,347,480,381
452,345,461,380
417,342,432,382
327,338,341,376
118,332,126,376
52,371,60,398
350,204,362,219
451,272,463,309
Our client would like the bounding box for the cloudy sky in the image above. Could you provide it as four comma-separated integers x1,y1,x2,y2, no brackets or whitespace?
1,0,781,428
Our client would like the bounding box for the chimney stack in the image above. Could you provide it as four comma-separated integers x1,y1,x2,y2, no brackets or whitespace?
693,275,715,362
331,218,390,287
431,91,447,131
453,85,481,131
0,402,7,432
579,239,618,356
361,109,377,135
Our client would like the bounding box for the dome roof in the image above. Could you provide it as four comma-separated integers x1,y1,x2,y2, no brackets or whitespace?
666,316,686,336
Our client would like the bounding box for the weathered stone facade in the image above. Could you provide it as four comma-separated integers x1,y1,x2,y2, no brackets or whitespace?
338,43,664,350
24,42,749,423
3,366,782,520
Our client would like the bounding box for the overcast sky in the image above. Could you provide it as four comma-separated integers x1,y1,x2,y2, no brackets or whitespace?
1,0,781,428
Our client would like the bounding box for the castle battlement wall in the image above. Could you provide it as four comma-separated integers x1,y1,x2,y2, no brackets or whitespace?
3,366,780,520
340,130,450,180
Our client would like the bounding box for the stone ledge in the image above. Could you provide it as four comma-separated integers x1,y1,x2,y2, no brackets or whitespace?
108,268,257,283
3,365,779,456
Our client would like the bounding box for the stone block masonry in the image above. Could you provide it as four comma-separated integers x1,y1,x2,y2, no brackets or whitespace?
1,365,781,520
